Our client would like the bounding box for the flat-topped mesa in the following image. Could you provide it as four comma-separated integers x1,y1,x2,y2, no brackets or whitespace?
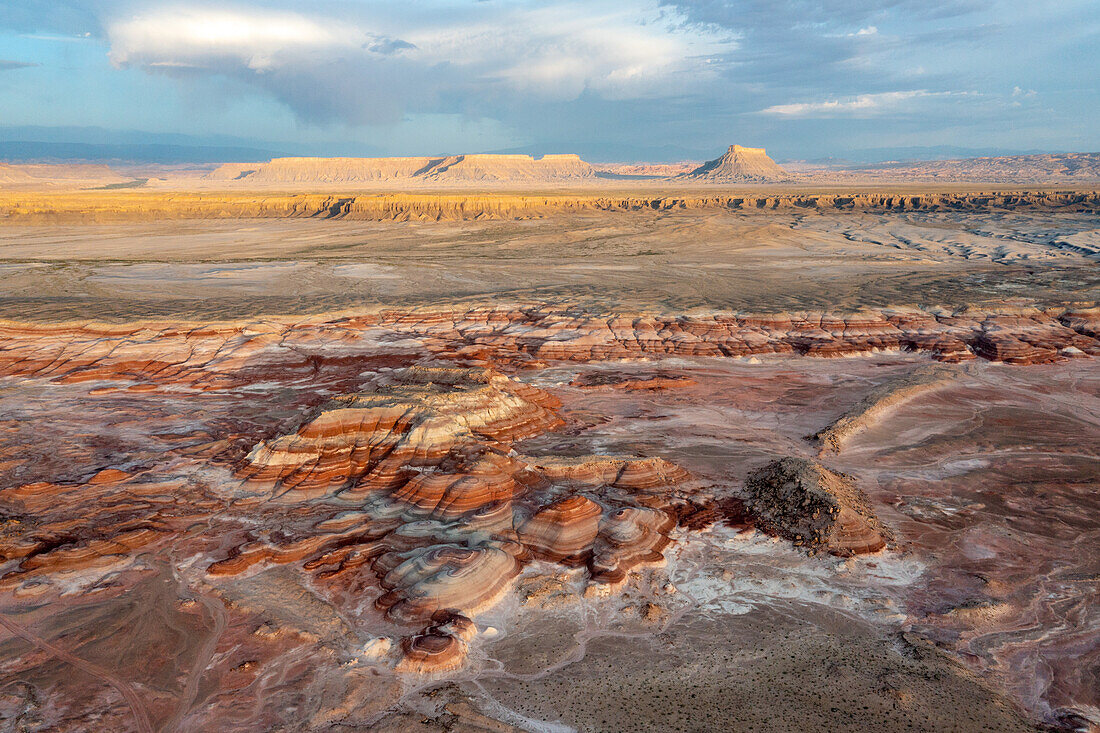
0,162,133,190
744,457,891,556
209,156,439,183
422,153,594,183
206,153,595,185
681,144,791,182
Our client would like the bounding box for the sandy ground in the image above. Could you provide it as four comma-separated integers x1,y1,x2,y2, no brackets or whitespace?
0,208,1096,321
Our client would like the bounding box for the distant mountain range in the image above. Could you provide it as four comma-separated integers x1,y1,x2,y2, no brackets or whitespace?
787,146,1060,165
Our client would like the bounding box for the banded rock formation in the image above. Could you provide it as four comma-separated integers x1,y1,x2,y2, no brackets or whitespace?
238,366,562,498
396,610,479,674
744,457,891,556
212,367,695,659
0,307,1097,393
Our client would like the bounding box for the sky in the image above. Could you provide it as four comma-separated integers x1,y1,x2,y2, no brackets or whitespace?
0,0,1098,161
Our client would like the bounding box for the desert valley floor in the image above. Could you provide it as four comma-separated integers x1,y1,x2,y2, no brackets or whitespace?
0,189,1097,731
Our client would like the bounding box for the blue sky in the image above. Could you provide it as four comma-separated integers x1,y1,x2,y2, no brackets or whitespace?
1,0,1097,160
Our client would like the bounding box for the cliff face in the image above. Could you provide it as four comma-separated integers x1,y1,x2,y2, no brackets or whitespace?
206,153,596,184
682,145,790,182
3,189,1097,223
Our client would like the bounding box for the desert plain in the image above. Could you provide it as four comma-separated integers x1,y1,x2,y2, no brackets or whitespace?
0,155,1097,732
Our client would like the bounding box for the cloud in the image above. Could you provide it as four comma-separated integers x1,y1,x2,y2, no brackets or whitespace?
101,2,735,123
0,60,39,70
659,0,989,92
759,90,958,116
107,8,364,72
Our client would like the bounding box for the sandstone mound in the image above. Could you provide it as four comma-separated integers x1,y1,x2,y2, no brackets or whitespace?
397,610,478,674
519,495,603,564
681,145,789,182
207,153,595,185
744,457,890,556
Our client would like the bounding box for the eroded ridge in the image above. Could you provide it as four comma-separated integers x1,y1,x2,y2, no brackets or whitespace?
1,189,1098,223
809,364,961,454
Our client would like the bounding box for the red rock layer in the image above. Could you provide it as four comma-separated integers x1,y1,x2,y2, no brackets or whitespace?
1,308,1096,394
0,471,212,590
589,506,676,584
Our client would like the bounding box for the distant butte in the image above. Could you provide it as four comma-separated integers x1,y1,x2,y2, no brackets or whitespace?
681,144,791,182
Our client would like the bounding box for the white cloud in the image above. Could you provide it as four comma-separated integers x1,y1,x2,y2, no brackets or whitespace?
103,1,735,118
759,90,946,116
108,8,362,72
